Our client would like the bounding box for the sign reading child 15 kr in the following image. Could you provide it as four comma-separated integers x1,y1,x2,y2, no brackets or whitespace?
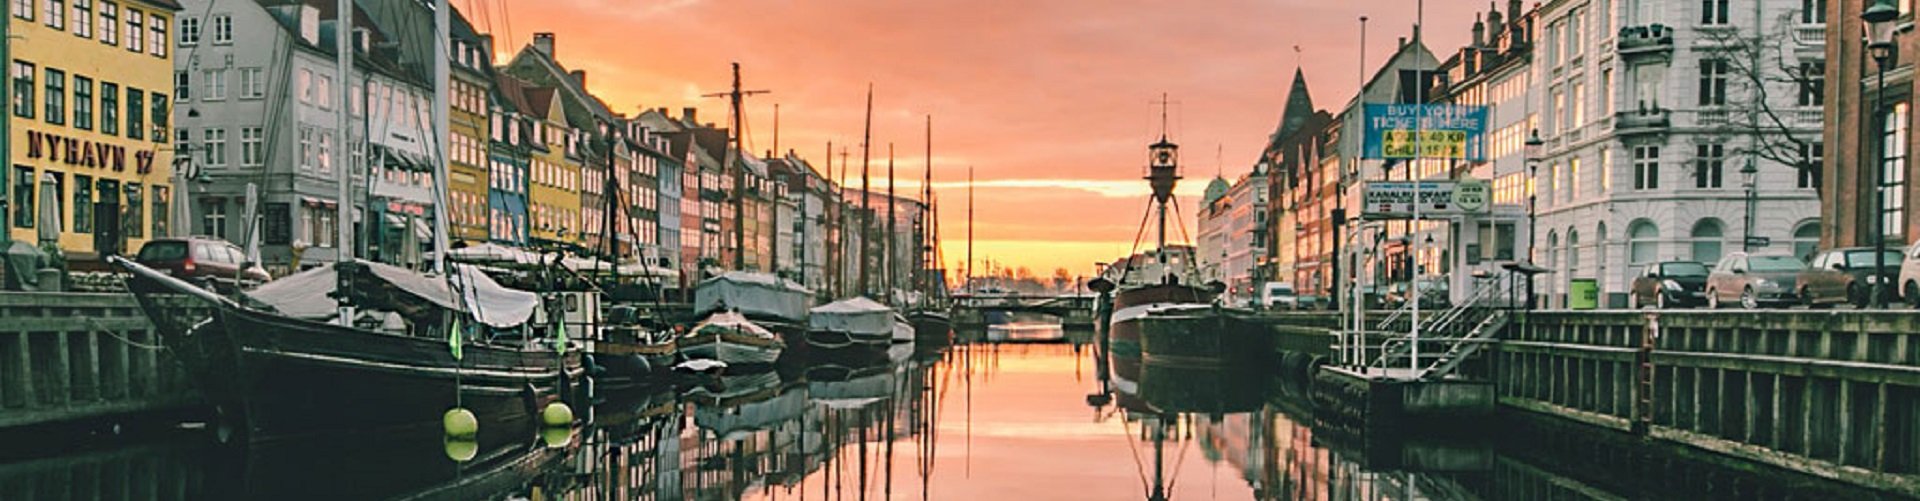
1361,104,1490,161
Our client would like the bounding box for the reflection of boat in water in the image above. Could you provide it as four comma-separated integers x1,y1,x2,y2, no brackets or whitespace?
201,425,572,500
986,321,1066,343
679,311,785,367
113,257,579,442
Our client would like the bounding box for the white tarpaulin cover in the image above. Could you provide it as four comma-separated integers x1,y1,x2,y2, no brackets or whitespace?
694,271,813,321
245,261,539,328
808,297,894,335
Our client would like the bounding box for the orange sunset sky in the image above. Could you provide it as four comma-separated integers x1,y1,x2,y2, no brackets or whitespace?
481,0,1478,277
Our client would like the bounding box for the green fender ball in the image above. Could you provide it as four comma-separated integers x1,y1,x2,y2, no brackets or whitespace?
443,407,479,438
541,426,574,448
541,402,574,426
443,438,478,462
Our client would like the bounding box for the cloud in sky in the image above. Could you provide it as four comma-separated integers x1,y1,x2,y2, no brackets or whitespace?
476,0,1478,271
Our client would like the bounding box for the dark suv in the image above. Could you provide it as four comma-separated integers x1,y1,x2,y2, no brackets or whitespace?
134,237,271,292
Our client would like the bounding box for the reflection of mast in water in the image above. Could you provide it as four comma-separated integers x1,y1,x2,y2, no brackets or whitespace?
1123,413,1189,501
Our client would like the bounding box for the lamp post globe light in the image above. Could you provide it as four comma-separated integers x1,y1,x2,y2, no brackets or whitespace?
1866,0,1898,308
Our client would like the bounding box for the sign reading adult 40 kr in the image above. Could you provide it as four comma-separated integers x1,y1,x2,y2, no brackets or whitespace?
1361,180,1490,219
1361,104,1490,161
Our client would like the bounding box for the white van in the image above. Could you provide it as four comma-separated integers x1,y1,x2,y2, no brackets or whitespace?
1260,282,1299,310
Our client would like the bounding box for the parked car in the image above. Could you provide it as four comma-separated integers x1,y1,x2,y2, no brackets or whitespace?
1901,241,1920,308
1705,252,1807,309
1261,282,1299,310
1797,247,1902,308
1629,261,1711,308
134,236,271,293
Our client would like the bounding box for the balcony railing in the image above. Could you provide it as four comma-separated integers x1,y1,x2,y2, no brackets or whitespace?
1793,24,1825,46
1613,108,1671,136
1616,24,1675,60
1696,108,1731,126
1794,108,1823,128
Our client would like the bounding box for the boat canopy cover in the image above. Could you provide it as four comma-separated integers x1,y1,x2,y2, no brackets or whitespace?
689,311,777,339
808,297,894,335
693,271,813,321
245,261,540,328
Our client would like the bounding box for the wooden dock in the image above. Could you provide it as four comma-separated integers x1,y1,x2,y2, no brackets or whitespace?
0,292,202,430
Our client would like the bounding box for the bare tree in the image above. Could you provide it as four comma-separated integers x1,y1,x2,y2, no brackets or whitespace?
1688,12,1825,183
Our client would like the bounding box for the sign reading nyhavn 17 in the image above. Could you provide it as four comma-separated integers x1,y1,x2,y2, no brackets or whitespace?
1361,104,1489,161
1361,179,1491,219
25,129,159,174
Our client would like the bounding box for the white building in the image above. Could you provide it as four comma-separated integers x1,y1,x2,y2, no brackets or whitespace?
1530,0,1823,307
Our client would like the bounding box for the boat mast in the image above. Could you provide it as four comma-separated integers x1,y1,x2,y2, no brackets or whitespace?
333,0,354,326
887,143,896,305
858,85,873,297
1146,94,1181,281
922,115,932,303
965,166,973,293
430,0,451,274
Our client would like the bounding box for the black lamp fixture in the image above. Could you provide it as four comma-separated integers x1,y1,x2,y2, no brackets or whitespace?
1865,0,1900,67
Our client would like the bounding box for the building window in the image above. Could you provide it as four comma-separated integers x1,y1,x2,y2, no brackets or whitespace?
1800,142,1823,189
125,8,140,53
150,91,166,142
98,1,115,46
44,68,64,125
1691,218,1725,263
100,82,116,136
317,130,332,174
1700,0,1729,25
296,68,311,104
316,74,331,110
202,128,225,167
149,186,167,237
173,70,188,101
1698,58,1728,106
1599,147,1613,192
1569,157,1582,200
210,13,231,44
241,126,263,166
201,200,225,239
239,67,263,99
126,87,142,140
1633,145,1660,190
72,75,90,130
201,68,224,101
1798,61,1825,107
72,174,91,234
299,127,314,170
149,15,165,56
72,0,91,38
125,182,142,238
1883,102,1910,242
11,61,32,119
1792,221,1821,260
1695,143,1724,188
1803,0,1827,24
12,0,29,20
1571,81,1586,126
11,167,30,228
177,15,196,46
45,0,63,29
1629,219,1660,266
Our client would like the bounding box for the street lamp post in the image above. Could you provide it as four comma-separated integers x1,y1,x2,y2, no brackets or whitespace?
1741,158,1758,252
1524,130,1544,310
1866,0,1898,308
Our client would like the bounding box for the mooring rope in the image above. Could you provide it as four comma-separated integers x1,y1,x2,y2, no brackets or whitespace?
82,317,168,351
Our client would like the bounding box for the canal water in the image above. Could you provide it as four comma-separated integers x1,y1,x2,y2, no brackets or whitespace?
0,326,1896,500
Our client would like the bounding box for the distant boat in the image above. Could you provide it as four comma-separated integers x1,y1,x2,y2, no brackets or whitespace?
806,297,912,363
111,256,580,442
694,271,813,329
680,311,786,367
905,309,952,346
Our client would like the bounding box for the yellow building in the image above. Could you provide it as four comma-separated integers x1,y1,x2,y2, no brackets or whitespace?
6,0,179,265
522,83,580,247
446,12,489,245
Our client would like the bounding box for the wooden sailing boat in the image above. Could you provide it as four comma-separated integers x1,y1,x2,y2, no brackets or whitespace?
906,116,953,343
112,0,579,440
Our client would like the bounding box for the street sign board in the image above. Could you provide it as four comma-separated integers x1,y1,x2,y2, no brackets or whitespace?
1361,104,1490,161
1360,180,1491,219
1745,236,1772,247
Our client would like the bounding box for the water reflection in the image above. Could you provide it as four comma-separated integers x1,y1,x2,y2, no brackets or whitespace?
0,326,1896,500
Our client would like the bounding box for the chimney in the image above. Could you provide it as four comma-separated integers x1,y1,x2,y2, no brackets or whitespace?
1472,14,1485,47
354,28,371,53
1398,36,1407,48
1487,3,1505,38
1508,0,1523,21
533,32,555,57
682,107,697,123
570,70,586,89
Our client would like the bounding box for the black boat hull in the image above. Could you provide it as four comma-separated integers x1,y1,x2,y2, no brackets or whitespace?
119,263,581,442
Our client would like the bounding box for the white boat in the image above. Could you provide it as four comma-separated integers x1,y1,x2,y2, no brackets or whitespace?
806,297,909,355
693,271,813,324
680,311,785,367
